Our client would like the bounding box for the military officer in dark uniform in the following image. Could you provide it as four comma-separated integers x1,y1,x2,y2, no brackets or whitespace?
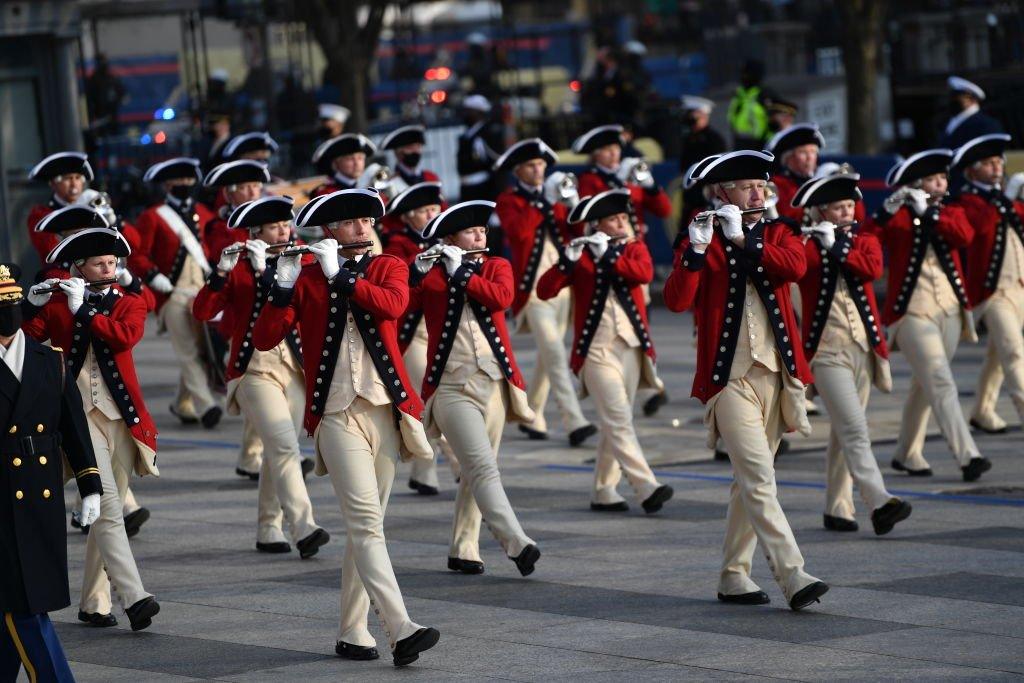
1,262,102,682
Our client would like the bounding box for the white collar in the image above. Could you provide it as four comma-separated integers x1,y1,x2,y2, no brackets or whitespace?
333,172,357,187
0,329,26,382
397,161,420,175
945,104,980,135
970,179,996,192
518,180,543,195
52,194,70,207
165,193,191,210
596,163,619,175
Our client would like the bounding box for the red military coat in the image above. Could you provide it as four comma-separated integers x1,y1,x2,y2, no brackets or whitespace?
866,204,973,327
797,229,888,362
409,256,527,402
664,219,813,403
385,228,434,352
131,199,215,309
536,240,656,374
202,209,244,265
950,185,1024,306
577,167,671,232
495,186,572,315
253,254,424,436
26,201,61,265
22,288,159,475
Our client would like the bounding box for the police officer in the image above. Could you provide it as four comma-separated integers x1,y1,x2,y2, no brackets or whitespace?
1,262,102,681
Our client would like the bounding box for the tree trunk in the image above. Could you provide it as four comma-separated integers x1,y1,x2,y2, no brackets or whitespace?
838,0,883,153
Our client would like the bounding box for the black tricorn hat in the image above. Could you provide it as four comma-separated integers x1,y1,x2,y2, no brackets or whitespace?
30,151,94,182
387,182,443,216
228,195,295,229
203,160,272,188
144,157,203,183
571,125,623,154
35,205,109,234
766,122,825,157
312,134,377,175
885,149,953,187
791,174,862,208
951,133,1012,171
45,227,131,264
295,188,385,228
492,138,558,174
421,200,495,240
380,125,426,151
222,131,279,160
576,188,632,222
693,150,775,184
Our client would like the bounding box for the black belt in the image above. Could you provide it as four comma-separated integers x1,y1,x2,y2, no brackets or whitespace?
0,433,62,455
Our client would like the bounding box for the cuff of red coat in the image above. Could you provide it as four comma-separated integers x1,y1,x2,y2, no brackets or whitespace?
680,245,706,271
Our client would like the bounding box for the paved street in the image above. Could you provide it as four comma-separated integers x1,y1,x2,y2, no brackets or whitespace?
43,308,1024,682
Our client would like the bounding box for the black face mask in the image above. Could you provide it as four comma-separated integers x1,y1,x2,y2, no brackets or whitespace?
399,152,421,168
0,306,22,337
318,125,334,140
169,185,193,201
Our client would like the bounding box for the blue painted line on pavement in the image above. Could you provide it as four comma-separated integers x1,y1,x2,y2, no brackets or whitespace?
542,464,1024,508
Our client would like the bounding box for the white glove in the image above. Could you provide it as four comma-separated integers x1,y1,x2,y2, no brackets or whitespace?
906,187,930,216
275,252,302,288
79,493,101,528
309,239,341,280
688,214,714,254
617,157,654,187
716,205,743,241
149,273,174,294
246,239,268,274
217,246,241,274
564,239,585,262
414,244,444,274
441,245,464,276
587,231,610,259
60,277,86,314
27,279,59,307
812,221,836,250
883,187,910,214
116,264,133,287
543,172,580,207
1004,172,1024,201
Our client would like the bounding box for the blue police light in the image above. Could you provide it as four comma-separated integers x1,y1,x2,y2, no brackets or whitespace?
140,133,153,145
162,108,176,120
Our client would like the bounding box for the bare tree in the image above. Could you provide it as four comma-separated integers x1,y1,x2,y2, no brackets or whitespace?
295,1,391,132
838,0,884,153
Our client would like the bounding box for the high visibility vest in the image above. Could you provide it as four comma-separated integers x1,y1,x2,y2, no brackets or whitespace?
727,86,768,140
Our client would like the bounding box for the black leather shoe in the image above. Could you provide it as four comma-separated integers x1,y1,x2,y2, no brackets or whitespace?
589,501,629,512
871,499,912,536
335,641,380,661
78,610,117,627
447,557,485,574
642,390,668,416
393,627,440,667
201,406,223,429
300,457,315,478
409,479,439,496
823,514,859,532
969,418,1007,434
256,541,291,554
518,424,548,440
717,591,770,605
891,459,932,477
169,403,199,425
789,581,829,611
512,544,541,577
235,467,260,481
297,528,330,559
962,457,992,482
714,449,730,462
641,485,674,514
126,597,160,631
568,424,598,447
124,507,150,539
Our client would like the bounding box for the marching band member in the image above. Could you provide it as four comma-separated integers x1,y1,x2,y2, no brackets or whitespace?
385,182,450,497
494,139,596,446
193,196,329,558
792,174,911,535
23,226,161,631
537,190,674,514
949,134,1024,432
412,200,542,576
310,133,377,197
220,131,279,163
253,188,439,666
872,150,992,481
380,125,439,187
1,262,102,681
133,157,221,428
573,125,672,416
766,123,824,225
26,152,93,264
665,150,829,610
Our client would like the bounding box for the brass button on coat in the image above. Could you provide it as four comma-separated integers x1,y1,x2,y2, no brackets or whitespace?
38,456,47,465
36,424,44,433
43,489,51,499
7,425,15,434
13,458,22,467
15,490,23,500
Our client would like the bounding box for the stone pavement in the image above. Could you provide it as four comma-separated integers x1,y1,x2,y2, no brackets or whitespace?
39,310,1024,681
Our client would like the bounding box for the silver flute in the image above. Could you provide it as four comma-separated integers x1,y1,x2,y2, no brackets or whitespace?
222,240,294,255
418,247,488,261
801,220,859,234
281,240,375,256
